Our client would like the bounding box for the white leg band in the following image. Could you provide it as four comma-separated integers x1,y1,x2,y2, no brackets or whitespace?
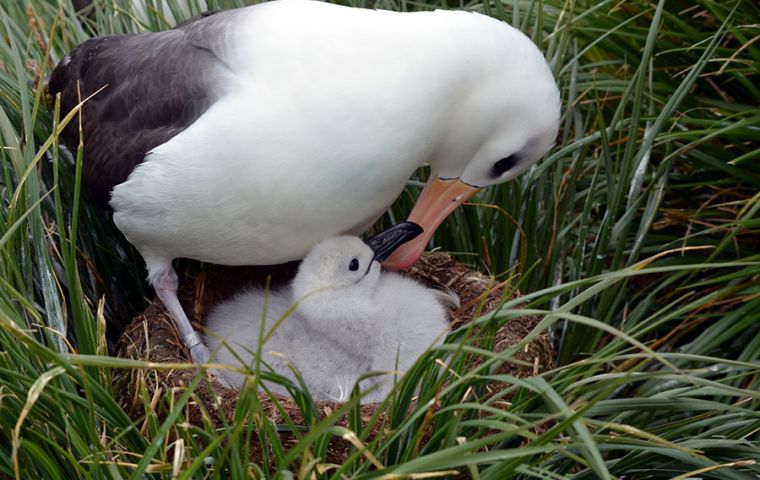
183,331,203,349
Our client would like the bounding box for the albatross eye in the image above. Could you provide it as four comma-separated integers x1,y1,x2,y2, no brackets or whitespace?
492,155,519,177
349,258,359,271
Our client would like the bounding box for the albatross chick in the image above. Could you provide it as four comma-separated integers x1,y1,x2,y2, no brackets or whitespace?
205,223,450,403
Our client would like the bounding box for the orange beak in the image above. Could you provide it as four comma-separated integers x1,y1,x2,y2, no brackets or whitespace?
382,177,482,271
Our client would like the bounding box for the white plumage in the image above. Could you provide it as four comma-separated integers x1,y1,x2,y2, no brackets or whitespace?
205,236,450,403
53,0,560,363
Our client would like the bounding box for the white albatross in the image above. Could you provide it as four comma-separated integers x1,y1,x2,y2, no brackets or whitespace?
205,223,450,403
47,0,560,363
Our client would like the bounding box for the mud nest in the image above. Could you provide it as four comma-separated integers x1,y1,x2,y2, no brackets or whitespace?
114,253,554,462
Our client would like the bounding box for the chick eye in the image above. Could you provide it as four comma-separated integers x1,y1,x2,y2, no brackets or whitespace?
349,258,359,271
492,155,518,177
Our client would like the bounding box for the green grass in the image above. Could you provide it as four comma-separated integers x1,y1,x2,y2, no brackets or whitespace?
1,0,759,478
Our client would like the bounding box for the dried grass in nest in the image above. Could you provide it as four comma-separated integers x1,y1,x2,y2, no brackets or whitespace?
114,253,554,462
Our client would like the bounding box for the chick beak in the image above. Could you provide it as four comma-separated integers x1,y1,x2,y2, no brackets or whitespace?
365,221,424,263
382,178,481,270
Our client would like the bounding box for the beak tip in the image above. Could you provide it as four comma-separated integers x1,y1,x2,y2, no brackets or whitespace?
365,221,424,263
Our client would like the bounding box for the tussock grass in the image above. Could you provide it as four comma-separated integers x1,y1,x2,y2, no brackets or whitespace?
0,0,758,478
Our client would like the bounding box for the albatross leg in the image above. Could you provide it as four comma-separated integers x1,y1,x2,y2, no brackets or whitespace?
152,265,211,364
147,262,231,388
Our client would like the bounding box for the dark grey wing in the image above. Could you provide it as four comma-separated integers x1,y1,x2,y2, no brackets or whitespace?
47,10,229,207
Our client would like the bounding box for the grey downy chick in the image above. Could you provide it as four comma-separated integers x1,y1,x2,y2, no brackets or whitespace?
205,222,451,403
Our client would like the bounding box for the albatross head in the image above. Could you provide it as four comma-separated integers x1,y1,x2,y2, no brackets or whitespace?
384,18,561,270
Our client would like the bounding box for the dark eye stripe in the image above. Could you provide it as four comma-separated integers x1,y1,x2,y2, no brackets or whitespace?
492,155,518,177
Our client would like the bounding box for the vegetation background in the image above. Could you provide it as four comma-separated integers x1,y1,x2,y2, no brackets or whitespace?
0,0,758,478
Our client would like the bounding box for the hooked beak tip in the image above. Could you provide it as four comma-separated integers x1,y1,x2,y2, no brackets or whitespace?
365,221,424,263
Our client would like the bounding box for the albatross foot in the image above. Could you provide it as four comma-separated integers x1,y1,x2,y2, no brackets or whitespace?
187,337,232,388
185,342,211,363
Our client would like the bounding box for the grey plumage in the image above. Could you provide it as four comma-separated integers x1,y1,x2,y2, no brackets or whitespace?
46,10,230,206
205,236,450,403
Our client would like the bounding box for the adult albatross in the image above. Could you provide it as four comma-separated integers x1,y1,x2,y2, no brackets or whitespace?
48,0,560,363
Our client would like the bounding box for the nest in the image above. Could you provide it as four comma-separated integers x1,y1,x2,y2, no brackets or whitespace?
114,253,554,462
